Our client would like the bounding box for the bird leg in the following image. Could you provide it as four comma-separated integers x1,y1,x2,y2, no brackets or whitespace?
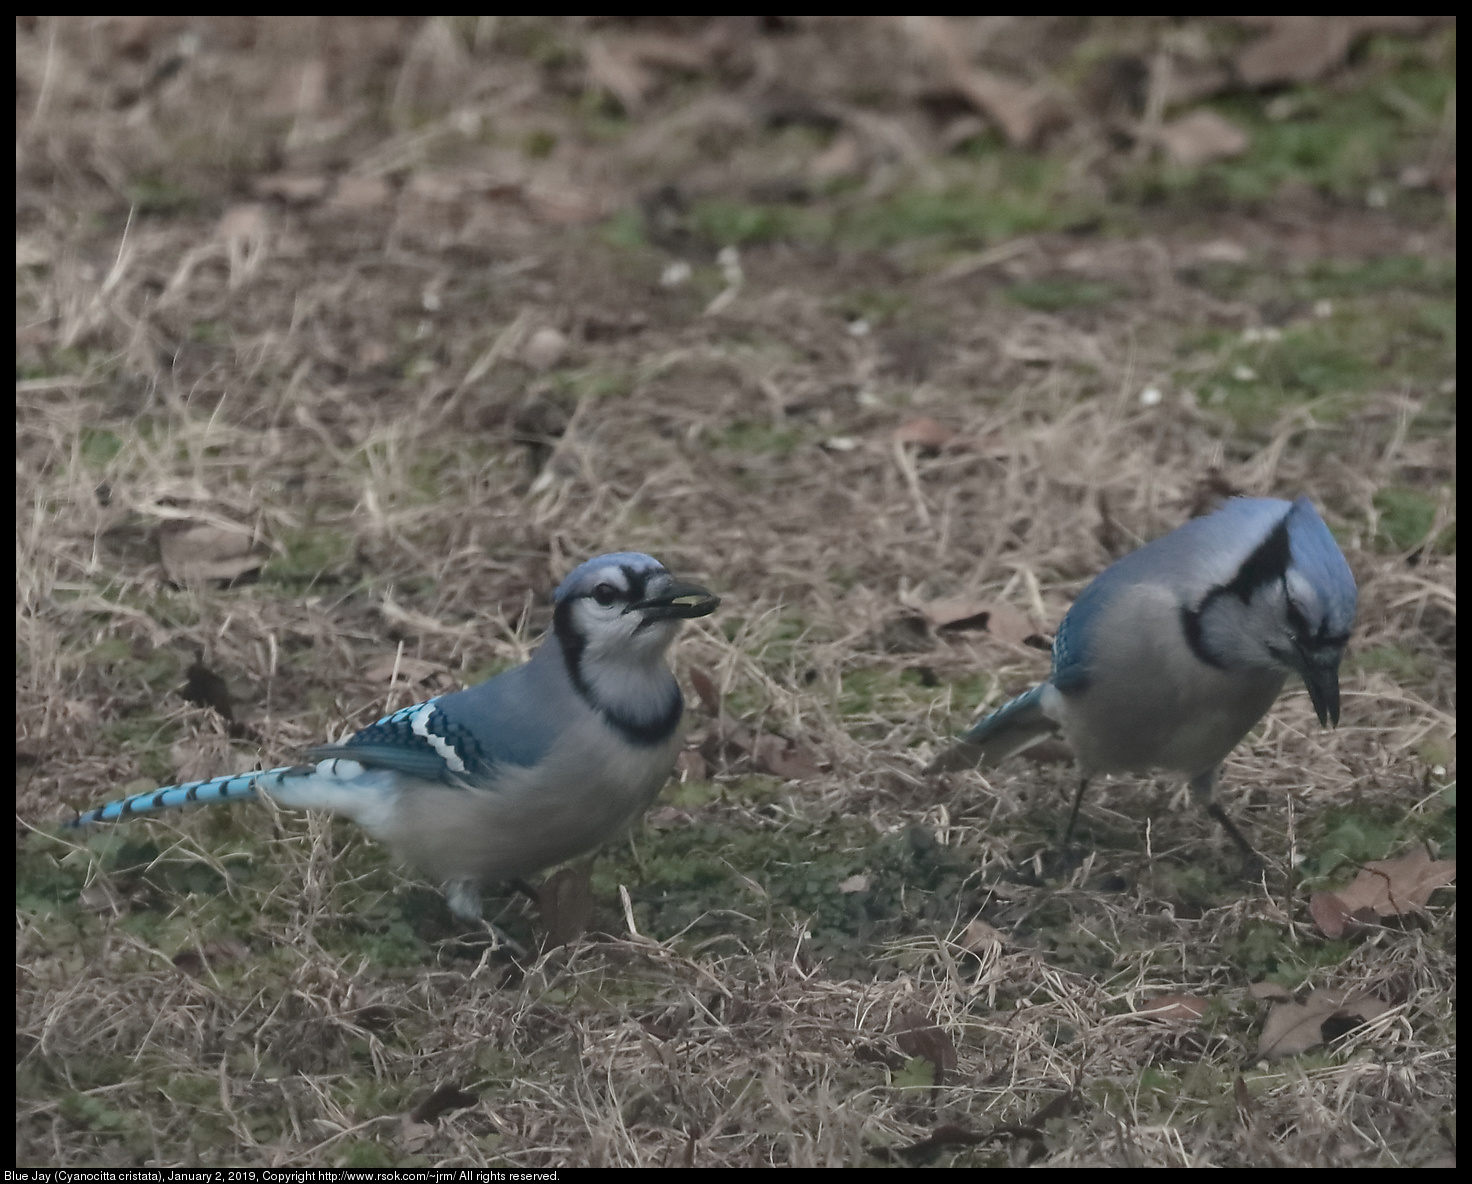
1189,769,1265,872
1062,777,1090,847
1205,801,1265,872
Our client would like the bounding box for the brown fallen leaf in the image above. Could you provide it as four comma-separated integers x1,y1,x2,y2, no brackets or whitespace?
251,172,331,204
620,32,713,73
1308,890,1375,940
168,733,234,785
697,710,823,780
1256,988,1390,1060
329,175,392,210
1156,110,1249,167
1018,737,1073,765
957,918,1004,953
893,1010,959,1085
362,656,447,685
159,522,264,585
173,937,250,978
675,748,708,782
646,805,693,830
902,17,1062,147
1232,16,1437,88
753,732,824,781
585,37,654,114
1247,981,1293,1003
809,133,865,183
1336,849,1457,918
904,594,1047,648
539,865,594,950
892,415,956,453
1136,994,1210,1023
687,666,723,716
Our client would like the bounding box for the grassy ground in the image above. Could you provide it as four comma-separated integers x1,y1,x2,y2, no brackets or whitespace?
17,16,1455,1167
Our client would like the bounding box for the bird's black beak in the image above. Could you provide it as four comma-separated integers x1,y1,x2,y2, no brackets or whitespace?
1297,651,1342,727
633,581,720,621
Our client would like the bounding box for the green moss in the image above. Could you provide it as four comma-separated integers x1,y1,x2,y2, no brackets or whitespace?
709,420,804,458
261,528,357,591
124,173,199,215
1373,487,1454,552
522,128,558,159
1349,643,1438,685
1006,279,1119,312
78,427,124,467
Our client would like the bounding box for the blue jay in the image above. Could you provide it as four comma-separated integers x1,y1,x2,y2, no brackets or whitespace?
69,552,719,925
929,497,1357,861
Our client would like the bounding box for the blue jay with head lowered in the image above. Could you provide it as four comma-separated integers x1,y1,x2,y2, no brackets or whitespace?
69,552,719,925
929,497,1357,862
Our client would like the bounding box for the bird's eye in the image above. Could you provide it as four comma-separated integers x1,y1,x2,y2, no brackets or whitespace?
591,583,619,607
1285,599,1310,638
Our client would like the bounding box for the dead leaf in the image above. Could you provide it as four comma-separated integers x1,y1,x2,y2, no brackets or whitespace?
251,172,330,204
329,175,392,210
1256,988,1391,1060
168,734,233,785
1308,890,1375,940
902,16,1062,146
173,937,250,978
1233,16,1435,88
159,521,263,585
753,733,823,781
809,134,864,182
1247,981,1293,1003
838,874,871,894
904,594,1046,647
524,179,606,226
1019,738,1073,765
621,32,712,73
892,415,956,453
893,1010,959,1085
1334,849,1457,918
539,865,594,950
957,918,1003,953
408,1083,479,1125
1136,994,1209,1023
78,882,123,915
362,656,446,685
585,37,653,114
687,667,722,716
675,748,708,782
1159,59,1233,108
647,805,693,829
216,201,270,243
398,1118,435,1154
1156,110,1249,167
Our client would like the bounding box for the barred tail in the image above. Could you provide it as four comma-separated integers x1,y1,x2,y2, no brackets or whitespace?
926,684,1057,773
67,765,310,827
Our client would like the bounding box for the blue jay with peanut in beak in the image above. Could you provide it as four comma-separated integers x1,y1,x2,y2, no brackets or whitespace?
928,497,1357,862
69,552,719,925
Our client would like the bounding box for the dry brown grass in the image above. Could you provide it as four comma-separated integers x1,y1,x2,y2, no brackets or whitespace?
18,16,1455,1168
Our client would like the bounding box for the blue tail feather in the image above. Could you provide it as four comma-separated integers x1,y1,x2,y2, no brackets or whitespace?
67,766,303,827
927,684,1057,773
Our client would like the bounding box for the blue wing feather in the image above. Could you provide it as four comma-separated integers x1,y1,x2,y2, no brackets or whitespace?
308,656,569,787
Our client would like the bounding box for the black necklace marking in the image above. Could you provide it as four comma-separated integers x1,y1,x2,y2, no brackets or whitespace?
553,583,683,747
1181,513,1294,668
